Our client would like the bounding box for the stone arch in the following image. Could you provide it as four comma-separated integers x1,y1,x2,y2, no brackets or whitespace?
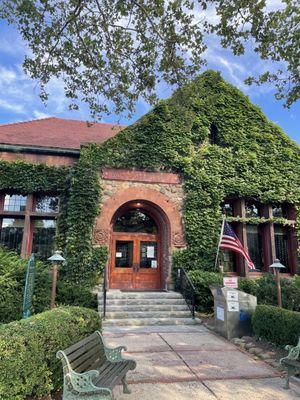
93,187,185,289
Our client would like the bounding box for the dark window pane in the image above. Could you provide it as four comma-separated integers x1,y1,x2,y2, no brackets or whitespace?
4,194,27,212
209,123,219,145
246,203,259,218
114,209,157,234
115,241,133,268
0,218,24,254
140,241,157,269
220,250,236,273
272,205,283,218
222,202,234,216
35,195,59,213
274,225,289,271
246,224,263,270
32,219,56,260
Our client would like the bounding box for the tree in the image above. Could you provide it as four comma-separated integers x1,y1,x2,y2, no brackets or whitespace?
1,0,299,118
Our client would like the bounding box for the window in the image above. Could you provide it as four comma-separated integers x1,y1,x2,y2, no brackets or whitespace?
4,194,27,212
274,225,289,271
246,225,263,270
246,202,260,218
0,218,24,254
272,205,283,218
209,123,219,145
32,219,56,260
0,193,59,259
221,202,234,216
114,209,157,234
220,199,297,274
35,195,59,213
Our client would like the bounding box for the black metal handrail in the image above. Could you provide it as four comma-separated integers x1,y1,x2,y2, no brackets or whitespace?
176,267,196,319
103,267,107,319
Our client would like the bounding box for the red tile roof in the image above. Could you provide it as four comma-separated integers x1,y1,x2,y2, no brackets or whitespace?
0,117,125,150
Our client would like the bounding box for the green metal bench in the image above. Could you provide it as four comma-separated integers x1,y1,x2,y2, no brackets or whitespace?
57,331,136,399
280,337,300,389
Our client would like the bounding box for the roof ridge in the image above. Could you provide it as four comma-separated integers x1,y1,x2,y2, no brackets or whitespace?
0,117,55,128
0,117,126,128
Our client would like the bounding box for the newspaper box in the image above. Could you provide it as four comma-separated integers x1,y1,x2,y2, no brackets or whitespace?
210,286,257,339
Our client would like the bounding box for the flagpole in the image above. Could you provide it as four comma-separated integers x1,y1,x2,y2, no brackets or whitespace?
214,214,226,271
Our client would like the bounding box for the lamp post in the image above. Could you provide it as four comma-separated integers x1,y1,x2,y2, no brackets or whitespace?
269,258,286,308
48,251,65,309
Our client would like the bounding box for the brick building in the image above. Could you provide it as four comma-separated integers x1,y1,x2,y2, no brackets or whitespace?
0,73,299,291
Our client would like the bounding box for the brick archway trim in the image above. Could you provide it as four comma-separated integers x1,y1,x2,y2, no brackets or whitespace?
93,187,185,248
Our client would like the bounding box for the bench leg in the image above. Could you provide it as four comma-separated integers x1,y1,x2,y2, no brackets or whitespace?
122,376,131,394
283,367,292,390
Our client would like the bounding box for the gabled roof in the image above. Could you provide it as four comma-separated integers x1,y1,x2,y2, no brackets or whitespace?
0,117,125,150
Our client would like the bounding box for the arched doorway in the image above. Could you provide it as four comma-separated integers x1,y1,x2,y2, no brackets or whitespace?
109,201,166,290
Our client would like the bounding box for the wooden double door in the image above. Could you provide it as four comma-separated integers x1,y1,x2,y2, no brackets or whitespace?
109,232,161,290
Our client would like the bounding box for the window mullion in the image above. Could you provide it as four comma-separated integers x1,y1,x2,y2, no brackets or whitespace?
20,194,34,258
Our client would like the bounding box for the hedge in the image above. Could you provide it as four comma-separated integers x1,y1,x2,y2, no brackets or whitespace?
188,270,223,312
239,274,300,312
252,304,300,347
0,306,101,400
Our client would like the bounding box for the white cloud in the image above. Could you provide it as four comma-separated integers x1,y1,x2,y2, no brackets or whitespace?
33,110,51,119
0,98,25,114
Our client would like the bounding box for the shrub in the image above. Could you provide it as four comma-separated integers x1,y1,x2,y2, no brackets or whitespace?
252,304,300,346
256,274,300,312
238,274,300,312
0,248,51,323
57,281,97,309
238,277,259,296
188,270,223,312
0,306,100,400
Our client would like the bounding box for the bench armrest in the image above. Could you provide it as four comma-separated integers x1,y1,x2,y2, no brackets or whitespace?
105,345,127,362
280,337,300,365
66,369,112,397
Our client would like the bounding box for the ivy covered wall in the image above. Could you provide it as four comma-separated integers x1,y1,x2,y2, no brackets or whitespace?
0,70,299,285
65,70,300,278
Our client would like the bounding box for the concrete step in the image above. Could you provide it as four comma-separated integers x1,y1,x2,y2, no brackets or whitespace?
104,310,192,319
101,304,190,312
102,317,198,326
102,291,183,300
98,298,187,306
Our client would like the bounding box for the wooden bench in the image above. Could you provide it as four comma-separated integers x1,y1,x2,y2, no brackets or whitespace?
280,337,300,389
57,330,136,399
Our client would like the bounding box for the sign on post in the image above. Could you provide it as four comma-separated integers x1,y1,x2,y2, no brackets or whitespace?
223,276,238,289
22,254,36,319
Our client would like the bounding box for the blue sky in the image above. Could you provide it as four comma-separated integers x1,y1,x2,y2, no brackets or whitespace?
0,19,299,144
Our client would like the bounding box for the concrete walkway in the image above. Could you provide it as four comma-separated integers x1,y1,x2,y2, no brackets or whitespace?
103,324,300,400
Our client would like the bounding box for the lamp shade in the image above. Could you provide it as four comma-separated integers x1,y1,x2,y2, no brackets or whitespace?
269,259,286,269
48,251,65,262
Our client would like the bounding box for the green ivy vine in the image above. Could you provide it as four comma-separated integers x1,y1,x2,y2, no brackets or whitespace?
65,70,300,277
1,70,299,286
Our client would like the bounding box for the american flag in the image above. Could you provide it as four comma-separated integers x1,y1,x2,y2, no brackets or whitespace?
220,221,255,270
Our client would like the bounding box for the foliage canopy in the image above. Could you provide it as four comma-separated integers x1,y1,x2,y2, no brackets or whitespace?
1,0,298,118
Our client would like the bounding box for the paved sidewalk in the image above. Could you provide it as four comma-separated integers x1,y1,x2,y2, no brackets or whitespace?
103,324,300,400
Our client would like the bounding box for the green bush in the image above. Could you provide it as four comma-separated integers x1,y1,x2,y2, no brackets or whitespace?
188,270,223,312
252,304,300,346
57,281,97,309
0,306,100,400
238,274,300,312
238,277,259,296
0,248,51,323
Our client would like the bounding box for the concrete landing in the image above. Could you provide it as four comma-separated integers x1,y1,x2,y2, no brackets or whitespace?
103,324,300,400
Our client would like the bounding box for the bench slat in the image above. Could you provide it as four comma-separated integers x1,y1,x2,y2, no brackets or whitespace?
64,332,100,355
95,362,129,387
67,337,101,363
73,349,105,373
100,363,132,388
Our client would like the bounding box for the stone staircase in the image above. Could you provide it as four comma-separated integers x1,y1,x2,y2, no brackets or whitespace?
98,290,199,326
